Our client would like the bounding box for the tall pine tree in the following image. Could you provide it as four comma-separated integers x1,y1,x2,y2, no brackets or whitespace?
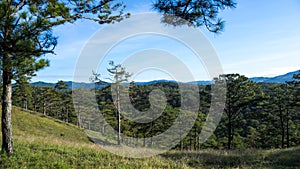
0,0,129,155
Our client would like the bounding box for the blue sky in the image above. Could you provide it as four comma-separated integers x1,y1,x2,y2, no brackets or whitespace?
32,0,300,82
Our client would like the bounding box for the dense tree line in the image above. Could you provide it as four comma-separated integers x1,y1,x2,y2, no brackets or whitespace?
12,81,78,124
9,72,300,150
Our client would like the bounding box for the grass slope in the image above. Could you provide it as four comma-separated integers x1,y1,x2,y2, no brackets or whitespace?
10,107,90,143
0,107,299,168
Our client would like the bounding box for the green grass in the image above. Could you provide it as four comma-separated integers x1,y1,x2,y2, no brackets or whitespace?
0,107,299,168
9,106,90,143
0,137,189,169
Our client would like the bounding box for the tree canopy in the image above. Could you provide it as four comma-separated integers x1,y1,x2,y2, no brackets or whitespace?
0,0,129,155
153,0,236,33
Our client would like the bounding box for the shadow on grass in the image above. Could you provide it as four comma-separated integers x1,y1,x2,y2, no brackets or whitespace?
266,147,300,167
160,147,300,168
88,137,117,146
160,150,258,168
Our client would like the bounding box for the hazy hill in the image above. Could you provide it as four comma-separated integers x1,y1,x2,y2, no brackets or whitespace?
249,70,300,83
30,70,300,89
31,81,110,89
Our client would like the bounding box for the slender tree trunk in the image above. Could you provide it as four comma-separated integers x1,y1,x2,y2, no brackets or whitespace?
66,107,69,123
180,128,183,151
50,105,53,117
43,102,46,115
279,106,285,148
1,59,13,155
22,97,27,110
194,127,197,151
77,111,81,128
286,108,290,148
117,85,121,145
189,132,192,150
150,121,153,148
198,129,201,150
33,100,37,112
76,105,82,128
33,91,37,112
25,100,27,110
102,123,106,134
227,116,232,149
143,134,146,147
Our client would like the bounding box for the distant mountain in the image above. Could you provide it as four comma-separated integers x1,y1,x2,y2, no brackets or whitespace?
31,70,300,89
31,81,110,89
186,80,212,85
134,79,176,85
31,79,210,89
250,70,300,83
187,70,300,84
31,81,56,88
133,80,212,85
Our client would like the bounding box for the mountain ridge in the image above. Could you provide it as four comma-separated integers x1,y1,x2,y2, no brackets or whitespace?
249,70,300,83
31,69,300,89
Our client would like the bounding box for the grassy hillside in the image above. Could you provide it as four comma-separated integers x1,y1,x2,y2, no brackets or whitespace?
0,107,299,168
9,106,90,143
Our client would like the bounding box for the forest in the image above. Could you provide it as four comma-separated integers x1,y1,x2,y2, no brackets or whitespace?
0,1,299,168
9,72,300,151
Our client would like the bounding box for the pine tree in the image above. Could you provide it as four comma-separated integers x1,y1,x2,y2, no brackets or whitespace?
217,74,264,149
0,0,129,155
107,61,131,145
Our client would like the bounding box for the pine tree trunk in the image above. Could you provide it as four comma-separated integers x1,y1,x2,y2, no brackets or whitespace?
180,129,183,151
1,63,13,155
194,127,197,151
150,121,153,148
66,108,69,123
43,102,46,115
189,133,192,150
143,134,146,147
102,123,106,134
286,108,290,148
76,105,81,127
77,112,81,128
22,97,27,110
117,84,121,145
25,100,27,110
227,116,232,149
279,106,285,148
